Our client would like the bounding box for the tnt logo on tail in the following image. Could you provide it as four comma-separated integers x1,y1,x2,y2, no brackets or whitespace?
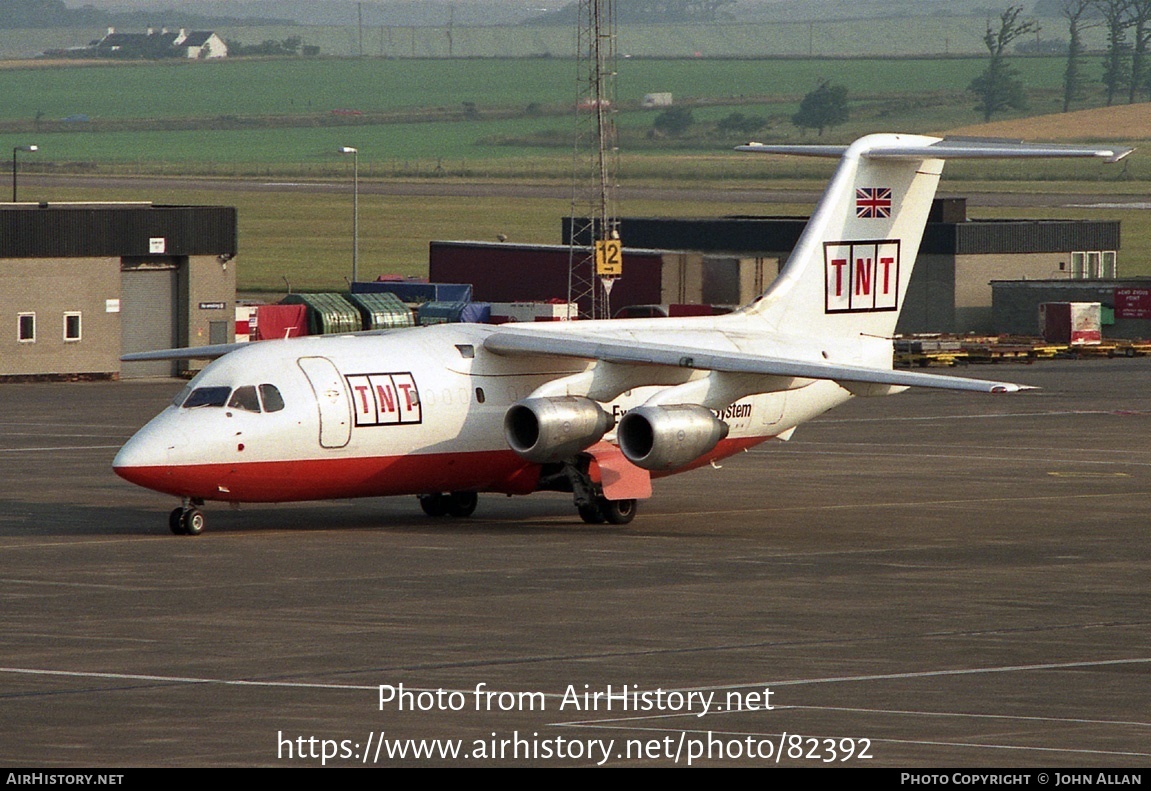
824,240,900,313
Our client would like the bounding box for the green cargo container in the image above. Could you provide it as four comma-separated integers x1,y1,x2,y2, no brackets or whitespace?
346,291,415,330
281,293,362,335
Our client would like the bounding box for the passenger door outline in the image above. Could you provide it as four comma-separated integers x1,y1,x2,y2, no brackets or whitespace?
297,356,352,449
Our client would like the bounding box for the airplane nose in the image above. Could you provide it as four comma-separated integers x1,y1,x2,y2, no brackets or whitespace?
113,418,188,492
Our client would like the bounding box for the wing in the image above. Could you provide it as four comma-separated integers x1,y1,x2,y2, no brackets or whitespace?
119,328,408,362
121,341,248,361
483,327,1032,394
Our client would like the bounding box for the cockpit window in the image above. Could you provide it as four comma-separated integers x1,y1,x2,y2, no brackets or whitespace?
227,385,261,413
183,386,232,408
180,384,283,413
171,384,193,407
259,384,285,413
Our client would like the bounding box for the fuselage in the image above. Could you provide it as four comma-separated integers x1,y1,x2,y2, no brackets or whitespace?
113,322,852,504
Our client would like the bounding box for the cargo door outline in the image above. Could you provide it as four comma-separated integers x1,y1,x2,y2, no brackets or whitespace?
297,356,352,448
759,391,786,429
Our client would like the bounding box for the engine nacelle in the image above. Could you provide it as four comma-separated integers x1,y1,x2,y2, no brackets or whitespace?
617,404,730,471
504,396,614,463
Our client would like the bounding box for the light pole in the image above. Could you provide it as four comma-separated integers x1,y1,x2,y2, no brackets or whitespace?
339,146,359,284
12,145,38,203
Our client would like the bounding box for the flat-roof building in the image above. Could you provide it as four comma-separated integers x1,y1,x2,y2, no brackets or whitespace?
1,202,237,380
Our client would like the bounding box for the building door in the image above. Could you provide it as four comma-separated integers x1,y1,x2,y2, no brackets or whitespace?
120,266,178,378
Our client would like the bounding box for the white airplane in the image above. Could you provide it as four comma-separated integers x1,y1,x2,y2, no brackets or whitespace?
114,134,1131,535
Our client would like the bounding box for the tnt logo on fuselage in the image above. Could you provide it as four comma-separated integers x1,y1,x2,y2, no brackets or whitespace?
824,239,900,313
346,372,422,427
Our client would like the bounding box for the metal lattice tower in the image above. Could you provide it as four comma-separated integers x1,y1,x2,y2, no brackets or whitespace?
568,0,619,320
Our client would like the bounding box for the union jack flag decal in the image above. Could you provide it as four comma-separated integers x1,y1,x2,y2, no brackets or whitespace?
856,187,892,219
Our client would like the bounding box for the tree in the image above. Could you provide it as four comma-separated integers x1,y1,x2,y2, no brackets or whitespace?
717,111,767,136
1127,0,1151,102
652,106,694,137
225,36,307,57
1096,0,1134,105
969,7,1040,121
791,80,848,136
1062,0,1099,111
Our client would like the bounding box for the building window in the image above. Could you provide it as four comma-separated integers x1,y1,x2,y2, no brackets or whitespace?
1101,251,1117,279
1070,252,1086,278
64,312,82,342
1069,251,1118,280
17,313,35,343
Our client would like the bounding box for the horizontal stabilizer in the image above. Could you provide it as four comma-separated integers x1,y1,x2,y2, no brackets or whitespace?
484,329,1031,394
737,137,1133,163
735,143,848,158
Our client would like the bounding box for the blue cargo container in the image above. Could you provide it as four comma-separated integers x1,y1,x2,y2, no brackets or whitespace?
417,301,469,325
459,302,491,324
351,281,473,304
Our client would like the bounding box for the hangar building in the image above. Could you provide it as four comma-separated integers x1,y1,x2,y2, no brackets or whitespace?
1,202,237,380
556,199,1120,334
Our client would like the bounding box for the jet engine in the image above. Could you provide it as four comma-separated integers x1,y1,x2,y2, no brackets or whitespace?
617,404,730,471
504,396,614,463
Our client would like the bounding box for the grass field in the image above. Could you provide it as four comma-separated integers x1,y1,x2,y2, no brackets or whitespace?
3,51,1149,291
0,56,1077,123
25,180,1150,292
2,53,1136,182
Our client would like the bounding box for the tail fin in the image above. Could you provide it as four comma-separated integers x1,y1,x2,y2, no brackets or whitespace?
738,134,1131,340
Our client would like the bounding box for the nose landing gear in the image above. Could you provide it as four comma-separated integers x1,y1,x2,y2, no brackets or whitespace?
169,499,205,535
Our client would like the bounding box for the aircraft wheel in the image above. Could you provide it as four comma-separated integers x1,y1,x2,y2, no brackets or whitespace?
578,502,606,524
599,497,637,525
180,508,205,536
169,507,187,535
419,494,449,517
447,492,478,518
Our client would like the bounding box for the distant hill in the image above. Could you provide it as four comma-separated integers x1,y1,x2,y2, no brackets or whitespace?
529,0,739,25
51,0,1020,29
2,0,292,28
61,1,544,28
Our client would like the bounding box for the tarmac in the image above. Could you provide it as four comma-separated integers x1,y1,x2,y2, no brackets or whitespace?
1,357,1149,767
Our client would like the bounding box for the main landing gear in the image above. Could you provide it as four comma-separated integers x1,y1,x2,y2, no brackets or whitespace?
577,496,637,525
419,491,479,518
169,499,205,536
551,457,637,525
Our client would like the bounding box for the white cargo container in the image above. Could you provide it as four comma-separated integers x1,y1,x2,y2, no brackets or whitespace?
489,301,578,323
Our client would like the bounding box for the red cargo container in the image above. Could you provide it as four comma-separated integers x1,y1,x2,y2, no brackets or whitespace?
1040,302,1102,345
254,304,308,341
